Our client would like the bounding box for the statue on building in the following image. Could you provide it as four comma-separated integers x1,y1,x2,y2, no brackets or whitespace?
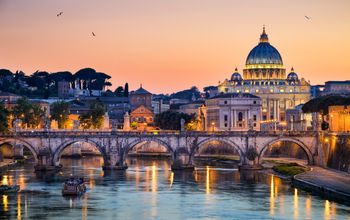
180,118,185,132
13,119,22,132
123,112,130,131
73,120,80,130
111,119,117,132
43,118,51,130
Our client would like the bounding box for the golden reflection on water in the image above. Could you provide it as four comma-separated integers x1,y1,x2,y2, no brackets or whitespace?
324,200,337,219
294,188,299,218
194,167,198,182
305,195,312,216
206,166,210,194
17,194,21,220
270,175,275,215
3,195,8,211
151,162,157,193
169,172,174,188
2,175,8,185
82,194,88,220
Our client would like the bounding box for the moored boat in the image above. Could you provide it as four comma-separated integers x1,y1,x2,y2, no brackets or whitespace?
0,184,20,193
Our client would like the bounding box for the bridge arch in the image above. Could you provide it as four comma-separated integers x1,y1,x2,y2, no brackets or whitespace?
122,137,174,162
52,139,108,167
258,137,314,165
0,138,38,162
193,137,244,159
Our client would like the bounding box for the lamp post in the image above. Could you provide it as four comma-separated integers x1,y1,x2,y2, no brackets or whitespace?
211,122,215,133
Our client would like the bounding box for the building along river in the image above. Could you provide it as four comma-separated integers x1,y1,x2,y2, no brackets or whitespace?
0,156,349,219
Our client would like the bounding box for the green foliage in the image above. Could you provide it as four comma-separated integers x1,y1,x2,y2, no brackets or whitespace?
79,100,105,129
246,148,258,161
155,110,195,130
302,95,350,115
51,101,71,129
0,102,10,132
11,97,46,128
272,163,307,176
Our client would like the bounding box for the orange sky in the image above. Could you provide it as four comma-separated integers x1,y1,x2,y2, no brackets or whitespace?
0,0,350,94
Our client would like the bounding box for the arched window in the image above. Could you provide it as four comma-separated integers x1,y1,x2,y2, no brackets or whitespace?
238,112,243,121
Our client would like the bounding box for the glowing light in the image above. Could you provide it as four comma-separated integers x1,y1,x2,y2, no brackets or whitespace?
270,175,275,215
170,172,174,188
325,200,330,218
1,175,9,185
3,195,8,212
17,194,21,220
206,166,210,194
151,162,157,193
325,138,329,143
305,196,312,216
294,188,299,217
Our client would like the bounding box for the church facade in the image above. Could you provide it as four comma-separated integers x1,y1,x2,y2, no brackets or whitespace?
218,27,311,130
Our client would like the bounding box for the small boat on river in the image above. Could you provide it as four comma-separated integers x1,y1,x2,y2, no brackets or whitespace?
0,184,20,193
62,178,86,196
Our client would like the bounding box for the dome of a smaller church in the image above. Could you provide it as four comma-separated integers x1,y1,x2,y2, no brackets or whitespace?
287,67,299,81
231,68,242,81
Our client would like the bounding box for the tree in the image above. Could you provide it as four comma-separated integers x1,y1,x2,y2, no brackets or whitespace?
79,100,106,129
51,101,71,129
12,97,46,128
0,102,10,132
155,110,195,130
114,86,124,96
124,83,129,97
246,148,258,164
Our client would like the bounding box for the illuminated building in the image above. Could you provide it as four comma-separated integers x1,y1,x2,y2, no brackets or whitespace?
130,86,154,130
201,93,261,131
328,105,350,132
218,27,311,130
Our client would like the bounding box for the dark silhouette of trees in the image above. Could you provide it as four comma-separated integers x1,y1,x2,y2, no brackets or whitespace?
51,101,71,129
0,102,10,132
12,97,46,128
124,83,129,97
155,110,195,130
79,100,106,129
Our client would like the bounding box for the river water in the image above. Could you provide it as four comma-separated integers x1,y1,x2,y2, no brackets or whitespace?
0,156,349,219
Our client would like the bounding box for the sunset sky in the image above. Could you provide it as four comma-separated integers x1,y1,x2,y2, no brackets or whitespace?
0,0,349,94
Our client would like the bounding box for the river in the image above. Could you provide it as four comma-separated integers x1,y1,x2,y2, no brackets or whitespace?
0,156,349,219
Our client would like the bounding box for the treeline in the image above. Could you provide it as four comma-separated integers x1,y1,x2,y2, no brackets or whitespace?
0,67,130,98
0,97,106,132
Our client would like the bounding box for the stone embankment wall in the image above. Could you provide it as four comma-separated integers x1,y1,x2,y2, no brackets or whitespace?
324,135,350,173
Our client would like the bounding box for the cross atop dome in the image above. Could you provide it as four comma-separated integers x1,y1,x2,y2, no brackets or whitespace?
259,25,269,43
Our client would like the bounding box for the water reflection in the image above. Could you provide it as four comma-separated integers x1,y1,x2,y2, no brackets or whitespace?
0,156,348,219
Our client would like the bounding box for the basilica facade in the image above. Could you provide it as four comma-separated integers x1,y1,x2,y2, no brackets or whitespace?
218,27,311,130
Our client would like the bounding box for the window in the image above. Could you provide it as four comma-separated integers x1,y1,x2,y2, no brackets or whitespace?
280,89,284,92
256,89,259,93
224,123,227,127
263,115,267,120
253,115,257,121
224,115,228,121
253,101,257,104
289,89,293,92
224,101,227,104
140,108,144,112
245,89,249,93
254,123,256,127
238,112,243,121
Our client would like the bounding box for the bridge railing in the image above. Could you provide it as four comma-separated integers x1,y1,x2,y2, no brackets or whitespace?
0,129,320,137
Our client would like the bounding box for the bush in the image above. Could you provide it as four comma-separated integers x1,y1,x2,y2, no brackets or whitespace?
272,163,307,176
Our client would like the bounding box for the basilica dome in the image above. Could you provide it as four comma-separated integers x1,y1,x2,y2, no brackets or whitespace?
287,67,299,81
231,68,242,81
246,27,283,68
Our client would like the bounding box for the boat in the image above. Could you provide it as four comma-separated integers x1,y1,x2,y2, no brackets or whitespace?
62,182,86,196
0,184,20,193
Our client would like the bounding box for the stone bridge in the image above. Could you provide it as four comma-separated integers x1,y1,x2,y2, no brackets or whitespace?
0,130,328,171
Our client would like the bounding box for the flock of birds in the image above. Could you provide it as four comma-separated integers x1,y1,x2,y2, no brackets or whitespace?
57,11,96,37
55,11,312,38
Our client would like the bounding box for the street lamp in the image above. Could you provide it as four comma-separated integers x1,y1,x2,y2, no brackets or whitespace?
211,122,215,132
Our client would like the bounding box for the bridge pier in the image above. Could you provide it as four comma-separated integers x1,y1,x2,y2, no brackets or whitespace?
12,145,24,159
102,152,128,170
34,149,57,171
171,152,194,171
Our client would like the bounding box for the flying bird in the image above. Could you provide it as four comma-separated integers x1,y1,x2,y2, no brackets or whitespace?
57,12,63,17
304,15,311,20
92,32,96,37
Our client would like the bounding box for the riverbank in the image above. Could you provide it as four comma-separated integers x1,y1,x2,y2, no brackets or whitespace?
0,159,18,172
293,167,350,203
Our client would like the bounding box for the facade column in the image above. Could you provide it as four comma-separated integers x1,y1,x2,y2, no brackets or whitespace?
232,109,236,129
245,110,248,128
